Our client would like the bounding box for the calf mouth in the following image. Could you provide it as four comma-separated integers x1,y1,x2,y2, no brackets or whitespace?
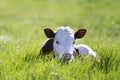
61,53,74,62
54,52,74,62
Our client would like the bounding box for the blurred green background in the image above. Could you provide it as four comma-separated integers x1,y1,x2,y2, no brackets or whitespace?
0,0,120,80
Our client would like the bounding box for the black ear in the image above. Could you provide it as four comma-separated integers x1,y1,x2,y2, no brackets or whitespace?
44,28,55,38
74,29,87,39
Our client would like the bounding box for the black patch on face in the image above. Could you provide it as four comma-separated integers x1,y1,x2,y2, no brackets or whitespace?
40,39,54,55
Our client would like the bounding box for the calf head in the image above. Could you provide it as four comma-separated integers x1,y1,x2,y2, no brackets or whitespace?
41,27,86,62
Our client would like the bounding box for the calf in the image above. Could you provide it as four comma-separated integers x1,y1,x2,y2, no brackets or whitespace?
40,27,96,62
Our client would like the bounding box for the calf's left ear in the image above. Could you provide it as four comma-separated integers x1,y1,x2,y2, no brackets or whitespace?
74,29,87,39
44,28,55,38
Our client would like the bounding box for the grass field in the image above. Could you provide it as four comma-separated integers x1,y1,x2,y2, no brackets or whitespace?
0,0,120,80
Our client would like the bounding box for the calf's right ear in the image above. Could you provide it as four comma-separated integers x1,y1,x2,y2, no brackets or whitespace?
74,29,87,39
44,28,55,38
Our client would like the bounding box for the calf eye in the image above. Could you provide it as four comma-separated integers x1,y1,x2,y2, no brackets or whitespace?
73,41,75,44
56,41,60,44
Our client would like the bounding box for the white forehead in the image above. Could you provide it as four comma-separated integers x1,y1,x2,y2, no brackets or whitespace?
55,27,74,40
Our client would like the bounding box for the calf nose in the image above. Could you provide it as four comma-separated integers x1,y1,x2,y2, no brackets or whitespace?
62,53,72,61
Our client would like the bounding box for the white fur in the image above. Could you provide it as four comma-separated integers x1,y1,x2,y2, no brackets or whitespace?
53,27,75,60
75,44,96,57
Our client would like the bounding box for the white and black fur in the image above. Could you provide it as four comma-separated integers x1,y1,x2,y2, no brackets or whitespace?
40,27,96,62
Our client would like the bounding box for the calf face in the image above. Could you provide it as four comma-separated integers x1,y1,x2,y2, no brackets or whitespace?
41,27,86,62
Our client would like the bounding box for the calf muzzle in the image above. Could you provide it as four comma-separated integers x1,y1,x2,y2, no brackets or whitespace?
62,53,72,61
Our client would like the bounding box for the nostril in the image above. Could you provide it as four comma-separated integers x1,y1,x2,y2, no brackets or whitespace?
63,53,72,60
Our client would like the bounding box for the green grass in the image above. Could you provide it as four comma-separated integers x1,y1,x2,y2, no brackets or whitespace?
0,0,120,80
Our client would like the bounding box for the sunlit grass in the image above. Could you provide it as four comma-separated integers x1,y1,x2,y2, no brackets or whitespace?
0,0,120,80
